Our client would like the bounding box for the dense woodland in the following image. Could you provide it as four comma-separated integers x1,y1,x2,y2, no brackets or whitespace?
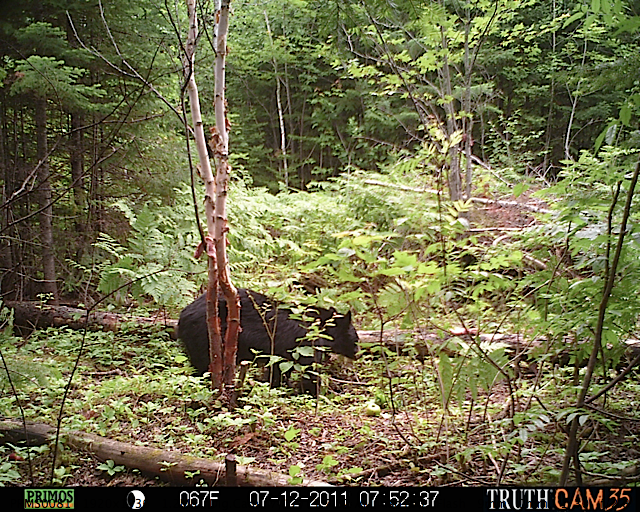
1,0,640,489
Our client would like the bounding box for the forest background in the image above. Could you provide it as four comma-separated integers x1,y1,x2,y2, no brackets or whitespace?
1,0,640,488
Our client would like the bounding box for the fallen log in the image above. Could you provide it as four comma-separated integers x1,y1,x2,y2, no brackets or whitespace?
5,301,177,339
363,179,552,214
7,303,639,365
0,419,330,487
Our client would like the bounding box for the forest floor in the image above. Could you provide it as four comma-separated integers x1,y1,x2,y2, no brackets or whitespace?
17,357,640,488
7,198,640,488
17,359,520,488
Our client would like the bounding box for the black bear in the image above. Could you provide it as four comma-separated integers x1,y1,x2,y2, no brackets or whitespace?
177,289,358,393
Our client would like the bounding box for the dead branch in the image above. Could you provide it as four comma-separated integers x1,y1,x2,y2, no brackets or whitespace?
364,179,552,214
469,227,523,232
0,419,330,487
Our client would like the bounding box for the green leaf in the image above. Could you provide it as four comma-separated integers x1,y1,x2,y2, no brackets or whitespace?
279,361,294,373
289,465,302,477
619,104,631,126
294,346,316,358
563,11,585,28
377,267,409,276
284,426,301,442
513,183,530,198
583,14,597,29
518,428,529,443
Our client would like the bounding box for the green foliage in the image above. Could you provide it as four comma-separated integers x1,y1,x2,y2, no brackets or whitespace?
93,180,367,305
316,454,339,474
438,338,510,409
227,181,359,272
521,147,640,372
483,0,638,171
96,460,126,477
94,190,202,306
12,21,91,67
0,303,59,390
10,21,104,109
0,456,21,486
3,0,639,304
287,464,304,485
304,175,522,327
2,0,640,489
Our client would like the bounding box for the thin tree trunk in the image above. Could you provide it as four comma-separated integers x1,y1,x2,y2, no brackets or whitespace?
542,0,557,173
66,12,87,256
70,113,85,216
7,107,25,300
184,0,223,391
298,88,307,187
284,62,294,179
184,0,238,396
564,38,588,161
264,11,288,188
439,29,461,201
463,17,473,201
0,98,13,298
70,112,86,260
213,0,239,392
34,97,58,304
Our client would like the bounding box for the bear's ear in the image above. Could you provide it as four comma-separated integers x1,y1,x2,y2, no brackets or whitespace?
333,310,351,326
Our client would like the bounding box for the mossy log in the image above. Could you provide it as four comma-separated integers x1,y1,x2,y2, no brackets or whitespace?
0,419,329,487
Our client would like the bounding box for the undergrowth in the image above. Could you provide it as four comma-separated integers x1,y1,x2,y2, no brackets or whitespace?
2,157,640,486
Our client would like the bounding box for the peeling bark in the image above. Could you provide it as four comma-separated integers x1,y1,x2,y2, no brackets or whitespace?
183,0,238,395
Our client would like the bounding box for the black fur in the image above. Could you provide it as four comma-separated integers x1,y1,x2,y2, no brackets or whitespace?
177,289,358,392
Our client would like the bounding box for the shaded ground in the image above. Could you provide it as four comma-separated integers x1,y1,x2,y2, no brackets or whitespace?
6,199,640,488
10,339,640,488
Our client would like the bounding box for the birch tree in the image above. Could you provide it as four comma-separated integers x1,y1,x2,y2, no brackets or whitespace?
183,0,239,396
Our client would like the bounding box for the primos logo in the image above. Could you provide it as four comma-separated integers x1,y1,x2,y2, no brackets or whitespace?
24,489,75,509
